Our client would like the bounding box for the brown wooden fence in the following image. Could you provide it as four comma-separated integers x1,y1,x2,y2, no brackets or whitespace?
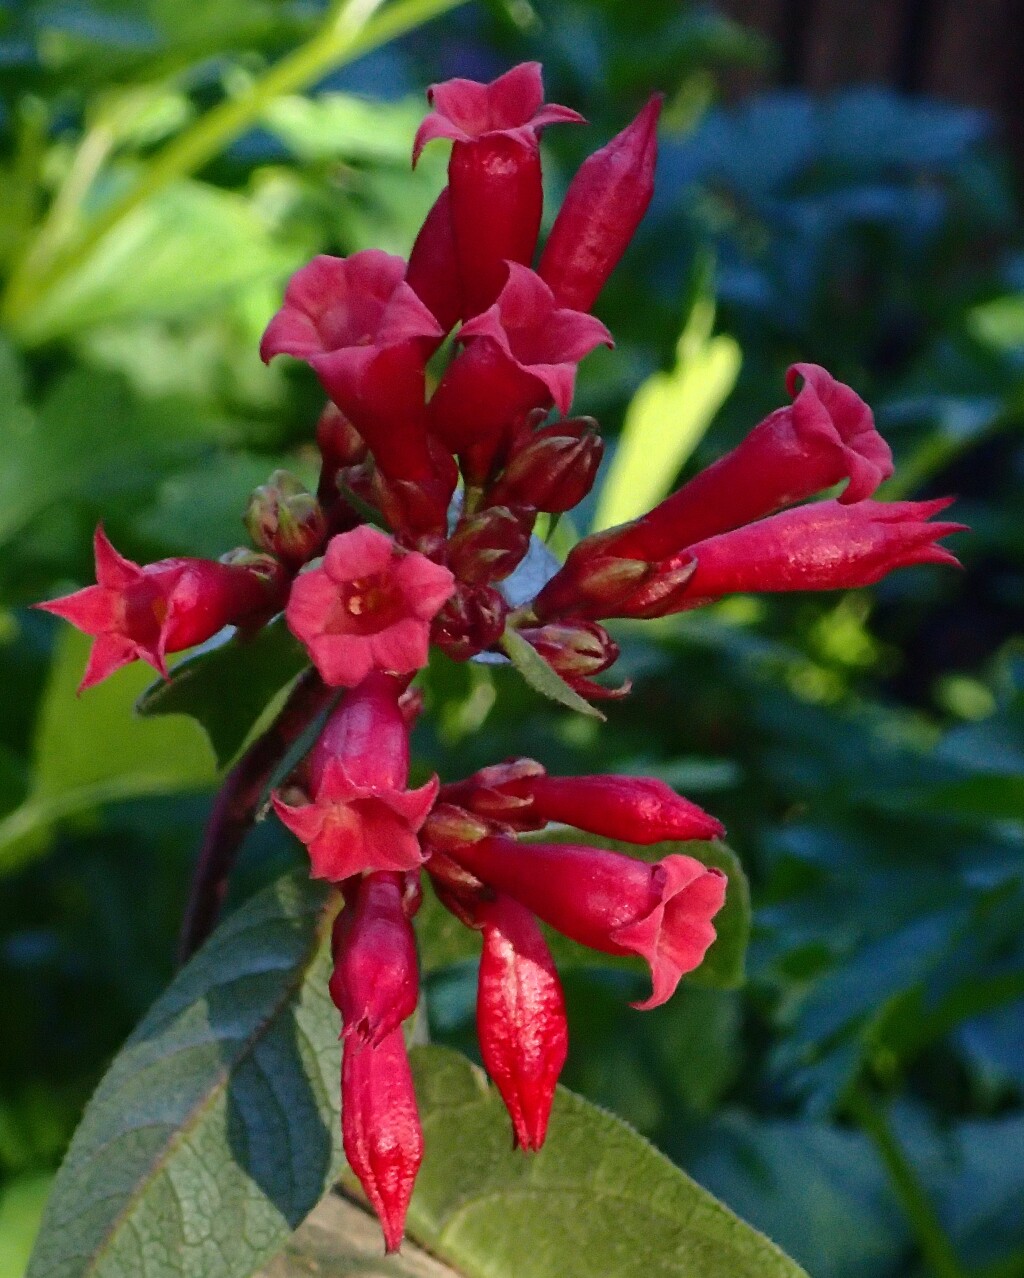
722,0,1024,165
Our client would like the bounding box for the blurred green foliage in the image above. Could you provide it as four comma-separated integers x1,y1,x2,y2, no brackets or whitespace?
2,0,1023,1274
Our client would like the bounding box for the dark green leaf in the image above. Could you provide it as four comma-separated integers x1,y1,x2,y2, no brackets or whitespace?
26,872,343,1278
500,627,605,720
137,617,310,768
403,1046,808,1278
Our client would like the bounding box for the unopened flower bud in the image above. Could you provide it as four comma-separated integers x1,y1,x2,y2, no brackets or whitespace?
316,402,368,471
245,470,327,567
488,419,604,513
431,582,508,661
447,505,535,585
517,621,627,699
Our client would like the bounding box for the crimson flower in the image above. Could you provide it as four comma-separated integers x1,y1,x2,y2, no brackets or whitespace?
286,526,454,688
444,836,727,1011
272,673,436,880
36,526,283,691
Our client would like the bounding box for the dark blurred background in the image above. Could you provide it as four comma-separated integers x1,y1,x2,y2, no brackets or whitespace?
2,2,1023,1275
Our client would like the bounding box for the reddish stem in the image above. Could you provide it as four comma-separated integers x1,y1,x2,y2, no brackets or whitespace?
177,668,338,965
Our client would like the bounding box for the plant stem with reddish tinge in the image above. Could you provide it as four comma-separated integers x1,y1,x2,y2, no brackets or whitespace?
177,669,338,965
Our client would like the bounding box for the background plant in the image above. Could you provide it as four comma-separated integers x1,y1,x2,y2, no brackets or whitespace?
1,2,1023,1277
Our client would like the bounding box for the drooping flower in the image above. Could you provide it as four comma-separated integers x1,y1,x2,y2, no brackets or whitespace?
36,526,284,691
341,1027,423,1253
539,95,662,312
286,526,454,687
429,264,612,481
443,836,727,1010
329,872,420,1048
413,62,584,318
272,672,437,880
474,893,568,1151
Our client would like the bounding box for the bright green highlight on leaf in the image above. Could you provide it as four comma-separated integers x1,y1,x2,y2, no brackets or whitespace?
0,628,216,877
594,296,741,532
405,1045,808,1278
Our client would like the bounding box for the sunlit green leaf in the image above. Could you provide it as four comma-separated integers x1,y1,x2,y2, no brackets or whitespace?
500,627,606,721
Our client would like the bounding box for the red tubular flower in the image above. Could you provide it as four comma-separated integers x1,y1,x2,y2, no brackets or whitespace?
475,894,568,1151
341,1028,423,1253
272,673,437,880
637,497,966,616
535,496,963,623
594,364,895,563
286,525,454,687
405,187,462,334
260,251,454,526
539,95,662,312
36,526,284,691
429,265,612,482
329,872,420,1048
414,62,584,318
447,836,727,1009
440,761,722,843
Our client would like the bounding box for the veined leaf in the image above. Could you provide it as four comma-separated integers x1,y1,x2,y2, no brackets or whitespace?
403,1045,807,1278
26,872,343,1278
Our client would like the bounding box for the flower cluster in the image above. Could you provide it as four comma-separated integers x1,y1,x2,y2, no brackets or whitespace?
39,61,965,1253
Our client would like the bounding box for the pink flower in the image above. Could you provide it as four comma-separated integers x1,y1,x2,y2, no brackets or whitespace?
329,872,420,1048
286,526,454,687
261,251,453,526
600,363,895,563
413,63,584,319
429,265,612,480
341,1028,423,1253
413,61,584,161
36,526,283,691
475,894,568,1151
272,673,437,880
539,95,662,312
444,836,727,1009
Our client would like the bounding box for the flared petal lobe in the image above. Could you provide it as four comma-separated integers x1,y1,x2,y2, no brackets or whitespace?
447,836,727,1008
286,526,455,688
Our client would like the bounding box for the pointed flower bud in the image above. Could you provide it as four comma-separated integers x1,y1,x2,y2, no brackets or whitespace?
449,836,727,1009
414,62,585,318
341,1028,423,1253
405,187,462,335
329,872,420,1047
245,469,326,567
447,505,534,585
596,364,895,563
429,265,612,480
430,581,508,661
272,674,437,880
286,525,454,687
488,418,604,513
639,497,966,617
261,251,451,516
514,773,724,844
475,894,568,1150
36,526,285,691
516,620,626,699
539,95,662,312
